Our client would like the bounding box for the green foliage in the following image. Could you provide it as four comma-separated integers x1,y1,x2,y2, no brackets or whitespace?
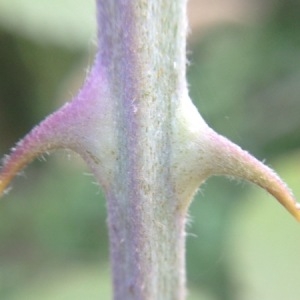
0,1,299,299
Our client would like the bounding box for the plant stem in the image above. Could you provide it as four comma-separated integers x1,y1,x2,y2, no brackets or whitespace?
1,1,299,299
97,0,188,299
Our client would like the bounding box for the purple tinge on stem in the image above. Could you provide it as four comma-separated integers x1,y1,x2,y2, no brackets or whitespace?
0,102,76,195
0,63,113,196
205,129,300,221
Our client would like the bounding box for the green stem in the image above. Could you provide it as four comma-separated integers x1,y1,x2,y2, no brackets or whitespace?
97,0,189,298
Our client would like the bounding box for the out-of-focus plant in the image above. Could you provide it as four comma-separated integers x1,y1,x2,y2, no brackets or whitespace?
1,1,299,299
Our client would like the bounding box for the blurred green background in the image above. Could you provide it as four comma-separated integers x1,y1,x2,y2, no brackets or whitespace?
0,0,300,299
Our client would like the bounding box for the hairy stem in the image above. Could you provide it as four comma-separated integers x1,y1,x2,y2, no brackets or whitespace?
97,0,188,299
2,1,298,299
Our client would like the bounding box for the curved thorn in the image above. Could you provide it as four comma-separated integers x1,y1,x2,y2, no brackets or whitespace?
0,103,73,197
0,64,110,197
206,130,300,221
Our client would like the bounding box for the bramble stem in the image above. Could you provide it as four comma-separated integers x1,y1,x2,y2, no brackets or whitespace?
97,1,189,299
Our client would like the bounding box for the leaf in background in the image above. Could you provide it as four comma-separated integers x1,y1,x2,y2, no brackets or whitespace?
0,0,96,48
